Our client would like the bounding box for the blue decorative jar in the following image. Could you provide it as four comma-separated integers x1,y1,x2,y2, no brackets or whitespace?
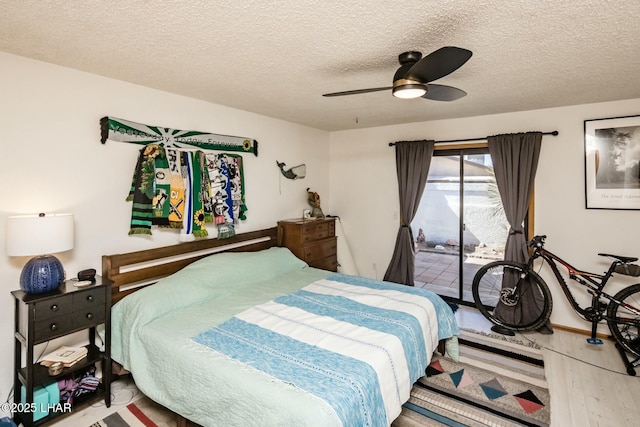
19,255,65,294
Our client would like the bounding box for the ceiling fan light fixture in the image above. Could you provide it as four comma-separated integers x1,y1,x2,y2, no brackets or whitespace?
392,79,427,99
322,47,471,100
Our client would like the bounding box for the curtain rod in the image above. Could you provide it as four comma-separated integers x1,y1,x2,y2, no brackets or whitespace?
388,130,559,146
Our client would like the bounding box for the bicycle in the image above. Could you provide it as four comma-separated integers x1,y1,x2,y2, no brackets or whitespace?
471,235,640,375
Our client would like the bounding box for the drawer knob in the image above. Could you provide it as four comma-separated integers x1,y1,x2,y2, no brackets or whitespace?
50,304,58,312
86,295,94,302
86,313,94,320
50,323,58,331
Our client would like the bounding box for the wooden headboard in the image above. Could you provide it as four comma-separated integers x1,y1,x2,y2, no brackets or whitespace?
102,227,278,303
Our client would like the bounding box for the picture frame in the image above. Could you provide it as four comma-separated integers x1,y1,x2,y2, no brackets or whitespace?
302,209,311,219
584,114,640,210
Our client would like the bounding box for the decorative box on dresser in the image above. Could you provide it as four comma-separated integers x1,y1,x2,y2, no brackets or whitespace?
11,277,113,427
277,217,338,271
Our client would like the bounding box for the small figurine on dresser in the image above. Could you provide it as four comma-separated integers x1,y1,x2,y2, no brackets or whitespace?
306,188,325,218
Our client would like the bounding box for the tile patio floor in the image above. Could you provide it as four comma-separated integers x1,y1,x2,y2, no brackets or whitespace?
414,249,499,302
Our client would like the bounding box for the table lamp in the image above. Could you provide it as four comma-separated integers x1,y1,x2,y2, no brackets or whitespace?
6,213,74,294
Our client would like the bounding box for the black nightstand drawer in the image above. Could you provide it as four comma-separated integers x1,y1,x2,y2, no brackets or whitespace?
73,309,105,329
73,289,105,309
33,296,72,321
34,316,73,341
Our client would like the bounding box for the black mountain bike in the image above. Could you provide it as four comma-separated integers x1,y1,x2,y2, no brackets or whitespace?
472,235,640,375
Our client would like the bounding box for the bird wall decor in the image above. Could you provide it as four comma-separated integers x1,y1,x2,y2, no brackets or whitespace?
276,161,306,180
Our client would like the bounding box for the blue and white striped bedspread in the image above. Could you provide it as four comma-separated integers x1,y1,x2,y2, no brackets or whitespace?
192,273,458,427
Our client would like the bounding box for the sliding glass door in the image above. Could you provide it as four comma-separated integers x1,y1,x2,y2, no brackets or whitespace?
412,147,507,304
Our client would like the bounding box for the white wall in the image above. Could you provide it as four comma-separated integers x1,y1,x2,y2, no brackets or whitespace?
0,52,330,410
329,98,640,332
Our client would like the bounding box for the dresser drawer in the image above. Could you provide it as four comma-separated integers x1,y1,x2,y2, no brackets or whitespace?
73,308,105,329
33,296,72,321
301,221,335,242
73,289,105,310
310,255,338,272
303,238,337,262
34,316,73,342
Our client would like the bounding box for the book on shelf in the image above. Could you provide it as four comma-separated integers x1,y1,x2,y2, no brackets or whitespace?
40,345,88,368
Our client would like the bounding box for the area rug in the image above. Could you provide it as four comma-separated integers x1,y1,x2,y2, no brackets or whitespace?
90,397,179,427
457,329,546,387
393,332,550,427
459,327,543,351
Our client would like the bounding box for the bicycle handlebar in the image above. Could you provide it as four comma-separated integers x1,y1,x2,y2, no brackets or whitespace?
529,235,547,248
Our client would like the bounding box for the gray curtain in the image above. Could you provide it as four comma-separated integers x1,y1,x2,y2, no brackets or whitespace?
488,132,552,333
383,140,435,285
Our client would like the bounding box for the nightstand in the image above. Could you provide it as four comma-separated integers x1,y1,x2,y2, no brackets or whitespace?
11,277,113,426
277,217,338,271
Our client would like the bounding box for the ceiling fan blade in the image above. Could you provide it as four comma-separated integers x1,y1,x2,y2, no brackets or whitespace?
423,84,467,101
405,47,472,83
322,86,392,97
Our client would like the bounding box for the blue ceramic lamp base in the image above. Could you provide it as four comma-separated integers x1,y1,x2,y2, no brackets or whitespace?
20,255,65,294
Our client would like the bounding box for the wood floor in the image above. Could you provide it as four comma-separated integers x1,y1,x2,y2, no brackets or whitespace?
456,306,640,426
52,306,640,427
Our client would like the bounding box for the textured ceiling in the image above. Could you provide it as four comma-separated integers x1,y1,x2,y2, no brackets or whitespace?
2,1,640,131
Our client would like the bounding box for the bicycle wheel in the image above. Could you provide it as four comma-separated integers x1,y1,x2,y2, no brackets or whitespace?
472,260,553,331
607,284,640,358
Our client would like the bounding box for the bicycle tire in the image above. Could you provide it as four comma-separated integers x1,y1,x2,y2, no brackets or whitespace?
607,283,640,358
472,260,553,331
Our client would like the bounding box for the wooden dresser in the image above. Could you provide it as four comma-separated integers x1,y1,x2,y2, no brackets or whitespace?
277,218,338,271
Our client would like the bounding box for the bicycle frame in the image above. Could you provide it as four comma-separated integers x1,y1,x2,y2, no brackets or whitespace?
526,245,640,324
476,237,640,374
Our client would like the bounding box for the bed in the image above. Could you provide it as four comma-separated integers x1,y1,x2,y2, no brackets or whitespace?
102,227,459,427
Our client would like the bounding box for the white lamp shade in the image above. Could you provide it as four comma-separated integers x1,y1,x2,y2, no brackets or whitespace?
6,213,74,256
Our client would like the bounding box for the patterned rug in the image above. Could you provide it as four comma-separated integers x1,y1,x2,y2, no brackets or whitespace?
90,398,179,427
393,331,550,427
459,327,543,351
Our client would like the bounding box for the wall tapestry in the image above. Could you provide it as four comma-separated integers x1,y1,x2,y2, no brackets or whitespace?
101,116,258,156
127,144,246,239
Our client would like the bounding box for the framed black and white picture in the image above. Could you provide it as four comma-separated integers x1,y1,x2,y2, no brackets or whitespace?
585,115,640,209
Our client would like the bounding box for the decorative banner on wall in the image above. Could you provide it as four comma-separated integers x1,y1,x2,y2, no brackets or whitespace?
100,116,258,156
126,144,247,240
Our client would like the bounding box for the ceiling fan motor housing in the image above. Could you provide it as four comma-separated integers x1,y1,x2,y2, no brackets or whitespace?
393,52,422,82
393,52,427,97
398,51,422,64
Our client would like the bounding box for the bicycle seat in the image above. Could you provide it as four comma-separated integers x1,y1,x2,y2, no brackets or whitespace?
598,253,639,263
